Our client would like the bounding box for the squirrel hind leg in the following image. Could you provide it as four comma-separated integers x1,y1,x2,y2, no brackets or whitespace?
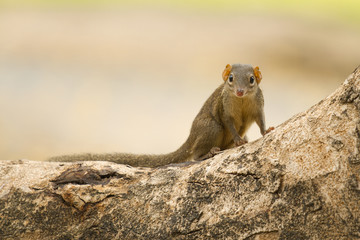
190,118,224,161
195,147,222,161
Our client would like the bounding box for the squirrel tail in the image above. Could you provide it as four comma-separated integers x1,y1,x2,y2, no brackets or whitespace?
47,143,192,168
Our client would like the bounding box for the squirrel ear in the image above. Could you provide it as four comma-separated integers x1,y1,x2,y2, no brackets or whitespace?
222,64,232,81
254,66,262,84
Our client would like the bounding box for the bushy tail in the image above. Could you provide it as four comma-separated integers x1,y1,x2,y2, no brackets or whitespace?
47,143,191,168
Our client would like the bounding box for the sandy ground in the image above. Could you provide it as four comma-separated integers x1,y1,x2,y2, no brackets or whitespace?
0,7,359,160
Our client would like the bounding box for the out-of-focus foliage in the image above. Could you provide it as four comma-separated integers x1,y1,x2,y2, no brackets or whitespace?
1,0,360,24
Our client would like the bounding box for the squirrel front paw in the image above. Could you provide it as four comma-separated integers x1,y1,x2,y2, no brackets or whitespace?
234,136,248,146
264,127,274,135
261,127,274,136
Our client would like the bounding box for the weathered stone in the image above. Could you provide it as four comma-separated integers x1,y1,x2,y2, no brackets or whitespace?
0,66,360,239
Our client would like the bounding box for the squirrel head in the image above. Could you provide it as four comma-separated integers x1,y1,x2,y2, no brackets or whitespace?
222,64,262,98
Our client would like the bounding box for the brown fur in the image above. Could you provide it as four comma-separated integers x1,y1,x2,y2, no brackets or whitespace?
48,63,273,167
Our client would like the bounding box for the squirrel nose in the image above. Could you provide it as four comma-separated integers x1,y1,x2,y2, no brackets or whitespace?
236,89,244,97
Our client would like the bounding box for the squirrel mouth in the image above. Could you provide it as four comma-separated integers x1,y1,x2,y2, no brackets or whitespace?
236,89,245,97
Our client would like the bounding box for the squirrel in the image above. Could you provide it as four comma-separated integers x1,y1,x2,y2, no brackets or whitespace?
48,63,274,167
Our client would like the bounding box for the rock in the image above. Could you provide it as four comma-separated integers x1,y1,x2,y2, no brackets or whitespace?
0,66,360,239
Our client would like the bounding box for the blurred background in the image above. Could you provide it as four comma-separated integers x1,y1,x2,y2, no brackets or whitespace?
0,0,359,160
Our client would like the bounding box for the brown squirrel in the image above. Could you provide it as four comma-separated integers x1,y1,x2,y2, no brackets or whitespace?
48,63,273,167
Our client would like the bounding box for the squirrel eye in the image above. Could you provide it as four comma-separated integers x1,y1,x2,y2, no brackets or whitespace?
250,76,255,84
228,74,233,83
